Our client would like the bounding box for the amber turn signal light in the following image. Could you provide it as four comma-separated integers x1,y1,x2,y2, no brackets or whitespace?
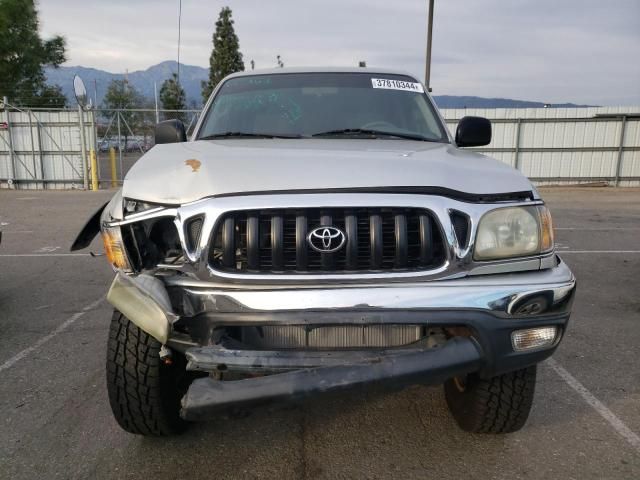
101,227,132,272
537,206,554,252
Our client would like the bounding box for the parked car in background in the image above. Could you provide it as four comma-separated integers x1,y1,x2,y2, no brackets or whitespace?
98,138,120,153
72,68,576,436
98,137,151,153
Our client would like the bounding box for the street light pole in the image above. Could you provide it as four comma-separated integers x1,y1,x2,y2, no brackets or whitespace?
177,0,182,87
425,0,435,92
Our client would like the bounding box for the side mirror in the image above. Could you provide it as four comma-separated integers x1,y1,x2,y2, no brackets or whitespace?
455,116,491,147
155,119,187,144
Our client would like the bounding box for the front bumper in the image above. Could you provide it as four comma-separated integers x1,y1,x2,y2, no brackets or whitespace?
174,257,574,374
174,257,575,324
181,337,482,421
107,257,575,418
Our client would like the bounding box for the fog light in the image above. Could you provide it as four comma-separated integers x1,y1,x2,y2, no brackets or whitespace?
511,327,558,352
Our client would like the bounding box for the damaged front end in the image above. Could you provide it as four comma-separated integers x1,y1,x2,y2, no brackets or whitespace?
72,191,576,421
72,191,183,343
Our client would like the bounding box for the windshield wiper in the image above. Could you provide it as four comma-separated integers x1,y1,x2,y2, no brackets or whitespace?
312,128,433,142
200,131,305,140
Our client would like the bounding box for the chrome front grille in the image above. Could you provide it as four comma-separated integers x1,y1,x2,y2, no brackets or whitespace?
208,207,447,273
240,325,424,349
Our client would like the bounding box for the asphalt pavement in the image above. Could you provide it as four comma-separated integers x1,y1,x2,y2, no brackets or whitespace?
0,187,639,480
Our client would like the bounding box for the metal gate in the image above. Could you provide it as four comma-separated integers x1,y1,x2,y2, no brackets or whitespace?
0,98,95,189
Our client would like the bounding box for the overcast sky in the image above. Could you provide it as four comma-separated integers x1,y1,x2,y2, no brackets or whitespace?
38,0,640,105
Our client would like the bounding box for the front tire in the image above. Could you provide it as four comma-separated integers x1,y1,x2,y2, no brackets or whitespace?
444,366,537,433
106,310,189,436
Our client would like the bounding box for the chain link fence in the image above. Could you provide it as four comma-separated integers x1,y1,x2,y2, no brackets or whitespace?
94,108,200,187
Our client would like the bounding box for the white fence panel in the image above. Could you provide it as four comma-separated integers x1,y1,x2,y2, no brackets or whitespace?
1,108,93,189
441,107,640,186
2,105,639,189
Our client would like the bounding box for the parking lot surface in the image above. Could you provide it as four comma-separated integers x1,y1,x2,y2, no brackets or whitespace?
0,187,639,480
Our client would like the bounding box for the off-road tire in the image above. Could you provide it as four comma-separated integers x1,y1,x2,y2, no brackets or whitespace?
444,365,537,433
106,310,189,436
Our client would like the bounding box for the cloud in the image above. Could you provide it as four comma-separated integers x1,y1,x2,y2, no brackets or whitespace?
37,0,640,104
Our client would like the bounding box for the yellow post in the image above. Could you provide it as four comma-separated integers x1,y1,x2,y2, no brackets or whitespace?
109,147,118,188
90,149,99,191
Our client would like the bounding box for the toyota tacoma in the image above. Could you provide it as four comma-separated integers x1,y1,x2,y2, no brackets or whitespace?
72,68,576,436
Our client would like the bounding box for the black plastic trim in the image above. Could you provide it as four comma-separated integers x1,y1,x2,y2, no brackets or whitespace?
221,217,235,268
450,210,471,249
246,214,259,270
418,213,433,265
70,201,108,251
183,309,571,379
180,337,482,420
370,213,383,269
345,212,358,269
210,186,534,204
295,213,307,270
271,214,284,270
394,213,408,268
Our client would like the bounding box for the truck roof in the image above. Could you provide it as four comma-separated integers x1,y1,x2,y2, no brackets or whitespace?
226,66,420,81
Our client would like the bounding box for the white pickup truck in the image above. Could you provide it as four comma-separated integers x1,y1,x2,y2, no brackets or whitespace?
72,68,576,436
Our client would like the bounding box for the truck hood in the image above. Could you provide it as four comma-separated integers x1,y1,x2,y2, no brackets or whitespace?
122,139,533,205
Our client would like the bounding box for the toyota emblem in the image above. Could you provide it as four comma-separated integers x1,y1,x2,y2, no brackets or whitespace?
307,226,346,253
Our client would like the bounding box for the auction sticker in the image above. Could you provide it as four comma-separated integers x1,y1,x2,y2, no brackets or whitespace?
371,78,424,93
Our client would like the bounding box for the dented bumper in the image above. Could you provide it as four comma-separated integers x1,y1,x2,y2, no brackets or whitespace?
173,257,575,323
181,337,483,421
107,257,575,343
106,258,575,417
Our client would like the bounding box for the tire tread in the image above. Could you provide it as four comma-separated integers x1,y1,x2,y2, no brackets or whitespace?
445,366,537,434
106,310,186,436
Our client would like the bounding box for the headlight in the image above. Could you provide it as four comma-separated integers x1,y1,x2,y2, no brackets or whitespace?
101,226,133,272
124,199,157,214
474,206,554,261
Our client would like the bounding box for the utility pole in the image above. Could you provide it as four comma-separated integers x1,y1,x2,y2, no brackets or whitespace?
425,0,435,92
154,81,160,123
78,104,89,190
177,0,182,87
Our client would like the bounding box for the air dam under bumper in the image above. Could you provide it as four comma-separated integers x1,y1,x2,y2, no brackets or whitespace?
180,337,482,421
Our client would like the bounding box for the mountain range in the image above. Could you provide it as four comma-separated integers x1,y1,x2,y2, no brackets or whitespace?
45,60,590,109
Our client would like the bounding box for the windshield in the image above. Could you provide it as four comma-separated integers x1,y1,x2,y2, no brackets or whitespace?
197,72,449,142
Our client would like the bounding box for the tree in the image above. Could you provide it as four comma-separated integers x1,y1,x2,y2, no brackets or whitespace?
159,73,186,123
202,7,244,102
34,84,67,108
0,0,67,107
103,79,144,150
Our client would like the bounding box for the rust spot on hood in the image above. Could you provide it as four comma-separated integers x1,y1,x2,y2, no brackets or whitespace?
185,159,201,172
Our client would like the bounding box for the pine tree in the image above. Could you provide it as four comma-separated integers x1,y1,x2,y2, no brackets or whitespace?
202,7,244,102
0,0,67,107
159,73,186,122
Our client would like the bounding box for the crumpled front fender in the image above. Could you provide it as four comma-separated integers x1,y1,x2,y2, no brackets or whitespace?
70,190,123,251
